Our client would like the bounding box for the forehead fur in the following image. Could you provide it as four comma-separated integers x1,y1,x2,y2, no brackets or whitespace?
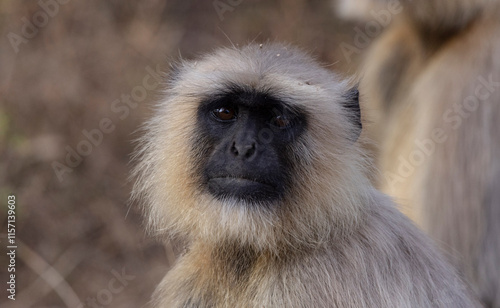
171,43,351,112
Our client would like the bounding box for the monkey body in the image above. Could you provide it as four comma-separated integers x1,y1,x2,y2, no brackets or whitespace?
412,13,500,306
153,194,475,307
132,44,478,307
339,1,500,305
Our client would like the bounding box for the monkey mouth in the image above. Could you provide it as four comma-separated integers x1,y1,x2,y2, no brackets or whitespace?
207,176,281,203
210,176,272,186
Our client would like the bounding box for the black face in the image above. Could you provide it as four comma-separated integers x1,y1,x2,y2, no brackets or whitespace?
193,89,307,204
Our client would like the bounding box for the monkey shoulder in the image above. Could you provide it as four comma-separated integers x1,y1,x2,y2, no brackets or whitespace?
331,193,479,307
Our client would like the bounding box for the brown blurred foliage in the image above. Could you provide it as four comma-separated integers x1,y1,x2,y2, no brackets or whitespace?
0,0,358,307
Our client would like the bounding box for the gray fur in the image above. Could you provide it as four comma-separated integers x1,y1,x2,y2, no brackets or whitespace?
132,43,480,307
337,0,500,306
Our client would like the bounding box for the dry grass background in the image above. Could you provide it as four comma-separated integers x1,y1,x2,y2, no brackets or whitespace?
0,1,362,307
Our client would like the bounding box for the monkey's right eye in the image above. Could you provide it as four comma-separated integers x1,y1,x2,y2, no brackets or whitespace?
211,107,237,122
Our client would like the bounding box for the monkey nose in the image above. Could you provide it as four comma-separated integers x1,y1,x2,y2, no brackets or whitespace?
230,141,257,159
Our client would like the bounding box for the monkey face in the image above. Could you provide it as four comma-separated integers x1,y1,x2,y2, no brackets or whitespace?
133,43,366,249
194,90,307,205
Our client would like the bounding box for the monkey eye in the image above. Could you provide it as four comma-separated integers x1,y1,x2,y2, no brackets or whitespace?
270,114,293,129
212,107,237,122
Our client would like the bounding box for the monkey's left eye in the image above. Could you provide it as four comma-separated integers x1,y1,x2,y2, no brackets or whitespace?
270,115,293,129
212,107,237,122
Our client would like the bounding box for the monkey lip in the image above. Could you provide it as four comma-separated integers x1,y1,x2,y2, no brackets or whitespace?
208,177,274,188
207,177,280,202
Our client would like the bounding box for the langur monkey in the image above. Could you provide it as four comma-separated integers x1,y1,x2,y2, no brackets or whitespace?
336,0,500,306
132,43,479,307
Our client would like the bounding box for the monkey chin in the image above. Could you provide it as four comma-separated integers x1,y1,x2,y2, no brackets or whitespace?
206,177,282,205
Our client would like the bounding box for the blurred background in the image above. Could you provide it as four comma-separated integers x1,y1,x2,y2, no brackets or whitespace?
0,1,364,307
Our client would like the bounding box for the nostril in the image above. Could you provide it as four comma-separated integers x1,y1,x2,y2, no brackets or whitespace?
245,142,256,158
230,142,239,156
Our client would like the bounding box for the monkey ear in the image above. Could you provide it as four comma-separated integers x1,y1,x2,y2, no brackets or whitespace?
342,86,362,141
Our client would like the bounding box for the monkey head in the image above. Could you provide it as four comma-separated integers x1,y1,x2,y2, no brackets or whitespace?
132,43,369,253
